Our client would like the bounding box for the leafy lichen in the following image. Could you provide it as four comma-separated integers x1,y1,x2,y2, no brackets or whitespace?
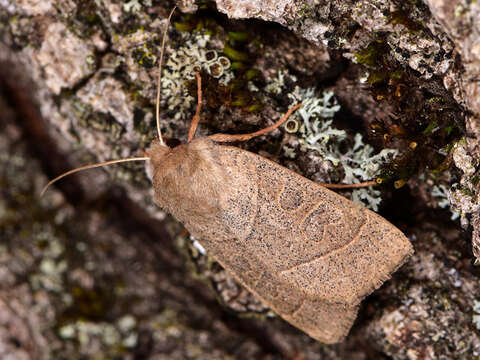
277,80,399,211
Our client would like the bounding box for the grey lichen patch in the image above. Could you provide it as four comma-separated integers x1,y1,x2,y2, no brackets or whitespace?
431,184,460,220
448,140,479,226
271,74,399,210
30,230,68,293
77,75,135,140
12,0,54,16
473,300,480,331
347,1,454,79
215,0,297,25
58,318,138,354
0,125,75,359
0,142,69,298
446,140,480,263
160,31,234,136
35,22,97,94
123,0,143,14
111,23,234,140
215,0,455,80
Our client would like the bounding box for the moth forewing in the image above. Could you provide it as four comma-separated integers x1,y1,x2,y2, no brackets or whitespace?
149,137,413,343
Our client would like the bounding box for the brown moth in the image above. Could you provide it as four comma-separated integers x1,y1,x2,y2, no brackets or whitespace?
42,6,413,344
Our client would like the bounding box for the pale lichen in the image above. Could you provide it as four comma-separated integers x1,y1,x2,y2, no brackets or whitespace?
473,300,480,330
35,22,96,95
161,32,234,129
278,81,398,211
432,184,460,220
448,140,479,227
58,318,138,352
123,0,142,14
29,225,68,293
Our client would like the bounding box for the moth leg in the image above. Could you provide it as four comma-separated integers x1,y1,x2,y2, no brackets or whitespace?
209,103,302,143
187,72,203,143
320,180,378,189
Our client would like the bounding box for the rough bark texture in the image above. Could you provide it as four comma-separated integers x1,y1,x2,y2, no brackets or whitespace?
1,0,479,359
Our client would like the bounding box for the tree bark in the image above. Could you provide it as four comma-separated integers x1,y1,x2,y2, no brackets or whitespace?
1,0,479,359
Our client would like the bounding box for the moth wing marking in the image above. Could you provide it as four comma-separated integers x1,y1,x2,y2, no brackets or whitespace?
280,211,412,305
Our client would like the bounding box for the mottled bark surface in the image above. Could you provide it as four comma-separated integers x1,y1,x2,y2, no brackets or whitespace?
1,0,479,359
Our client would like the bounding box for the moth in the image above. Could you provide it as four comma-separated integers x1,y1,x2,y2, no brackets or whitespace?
42,6,413,343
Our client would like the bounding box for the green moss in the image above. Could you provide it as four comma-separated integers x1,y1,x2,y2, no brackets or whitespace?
231,61,248,71
471,175,479,186
246,103,263,112
422,120,438,135
358,38,464,186
368,70,388,85
69,0,102,37
60,285,115,322
173,13,219,35
388,10,423,32
355,40,388,67
223,44,249,62
245,69,260,81
131,44,156,68
390,70,403,80
228,31,249,42
174,21,195,33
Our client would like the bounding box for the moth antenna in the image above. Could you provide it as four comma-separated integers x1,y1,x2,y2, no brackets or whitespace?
40,157,150,197
209,103,302,143
156,5,177,146
187,72,202,142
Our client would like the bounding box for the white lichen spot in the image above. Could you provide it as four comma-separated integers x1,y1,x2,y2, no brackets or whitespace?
39,258,56,275
283,146,297,159
266,71,289,95
123,333,138,348
118,315,136,332
59,324,76,339
378,308,407,345
103,324,120,345
76,241,87,252
359,71,370,83
190,235,206,255
123,0,141,13
72,320,126,348
29,227,67,292
32,258,67,292
432,184,460,220
473,300,480,330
